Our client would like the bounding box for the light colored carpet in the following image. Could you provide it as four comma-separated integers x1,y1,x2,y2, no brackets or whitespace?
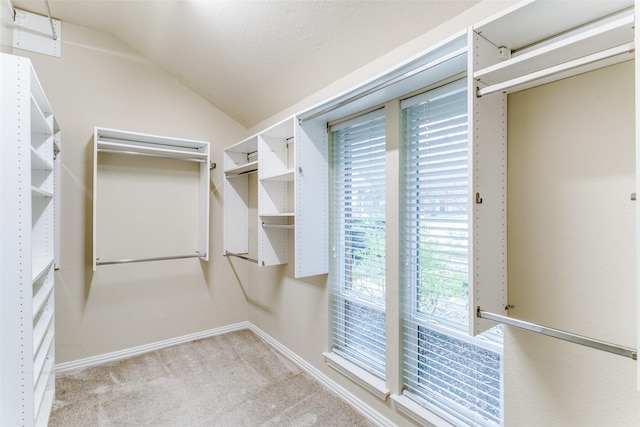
50,330,375,426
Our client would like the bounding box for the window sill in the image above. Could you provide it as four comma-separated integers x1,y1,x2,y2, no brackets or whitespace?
323,351,389,401
391,393,455,427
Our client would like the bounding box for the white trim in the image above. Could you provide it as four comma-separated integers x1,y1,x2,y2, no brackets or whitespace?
247,324,395,427
55,322,249,373
323,351,390,401
392,394,455,427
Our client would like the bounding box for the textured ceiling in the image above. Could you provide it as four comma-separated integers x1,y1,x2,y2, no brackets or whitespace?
12,0,480,127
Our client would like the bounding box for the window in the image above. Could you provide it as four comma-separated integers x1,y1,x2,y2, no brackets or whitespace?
400,79,503,425
330,109,386,378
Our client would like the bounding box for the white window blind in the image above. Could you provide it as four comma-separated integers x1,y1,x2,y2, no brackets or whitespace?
400,79,502,425
330,109,386,378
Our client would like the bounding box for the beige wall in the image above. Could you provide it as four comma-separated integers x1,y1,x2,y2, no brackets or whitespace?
13,21,250,363
506,61,638,425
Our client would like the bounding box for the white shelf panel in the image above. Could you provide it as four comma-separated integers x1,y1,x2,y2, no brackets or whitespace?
474,10,634,86
35,389,55,427
33,332,54,386
29,63,53,116
32,258,54,284
30,96,51,135
31,147,53,171
33,308,54,357
33,274,54,319
224,160,258,176
31,186,53,199
261,169,294,182
259,212,295,217
33,357,54,419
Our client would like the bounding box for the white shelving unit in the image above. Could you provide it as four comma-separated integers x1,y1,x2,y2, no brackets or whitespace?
93,127,210,270
468,0,634,336
1,53,59,427
223,117,328,277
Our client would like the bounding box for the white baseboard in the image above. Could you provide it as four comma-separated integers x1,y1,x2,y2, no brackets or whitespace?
247,323,396,427
55,321,249,373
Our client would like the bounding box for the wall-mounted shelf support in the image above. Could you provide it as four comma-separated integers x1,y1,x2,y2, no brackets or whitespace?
477,307,637,360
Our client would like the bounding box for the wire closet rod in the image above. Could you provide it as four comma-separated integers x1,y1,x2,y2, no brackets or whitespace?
262,222,294,230
301,47,467,123
477,307,637,360
98,148,207,163
96,253,205,266
477,43,634,97
224,251,258,264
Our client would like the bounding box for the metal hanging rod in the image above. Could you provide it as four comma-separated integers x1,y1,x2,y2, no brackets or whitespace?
225,168,258,179
262,222,295,230
96,253,205,266
477,307,637,360
477,43,634,97
224,251,258,264
44,0,57,40
300,47,467,123
97,148,207,163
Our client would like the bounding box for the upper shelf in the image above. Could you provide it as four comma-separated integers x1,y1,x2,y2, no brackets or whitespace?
95,127,209,162
225,160,258,177
473,7,635,97
474,10,634,86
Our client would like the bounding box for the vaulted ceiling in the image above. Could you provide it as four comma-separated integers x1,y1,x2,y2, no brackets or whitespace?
12,0,480,127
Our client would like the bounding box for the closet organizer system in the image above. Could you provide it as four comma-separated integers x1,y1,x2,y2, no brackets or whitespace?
92,128,211,270
223,0,638,365
1,54,61,426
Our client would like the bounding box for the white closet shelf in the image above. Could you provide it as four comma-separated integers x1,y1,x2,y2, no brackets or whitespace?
259,212,295,217
53,118,61,154
224,160,258,176
33,309,54,357
33,332,54,386
474,10,634,86
30,96,52,135
31,147,53,170
32,186,53,198
261,169,295,182
32,258,54,283
35,389,55,427
32,277,54,319
34,357,54,419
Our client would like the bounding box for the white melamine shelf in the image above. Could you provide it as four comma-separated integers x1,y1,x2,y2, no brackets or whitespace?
32,309,53,358
31,186,53,198
474,10,634,86
260,169,295,182
225,160,258,176
260,212,295,217
33,357,54,419
33,332,54,386
31,147,53,170
32,258,54,283
30,96,51,135
35,389,55,427
32,277,54,319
